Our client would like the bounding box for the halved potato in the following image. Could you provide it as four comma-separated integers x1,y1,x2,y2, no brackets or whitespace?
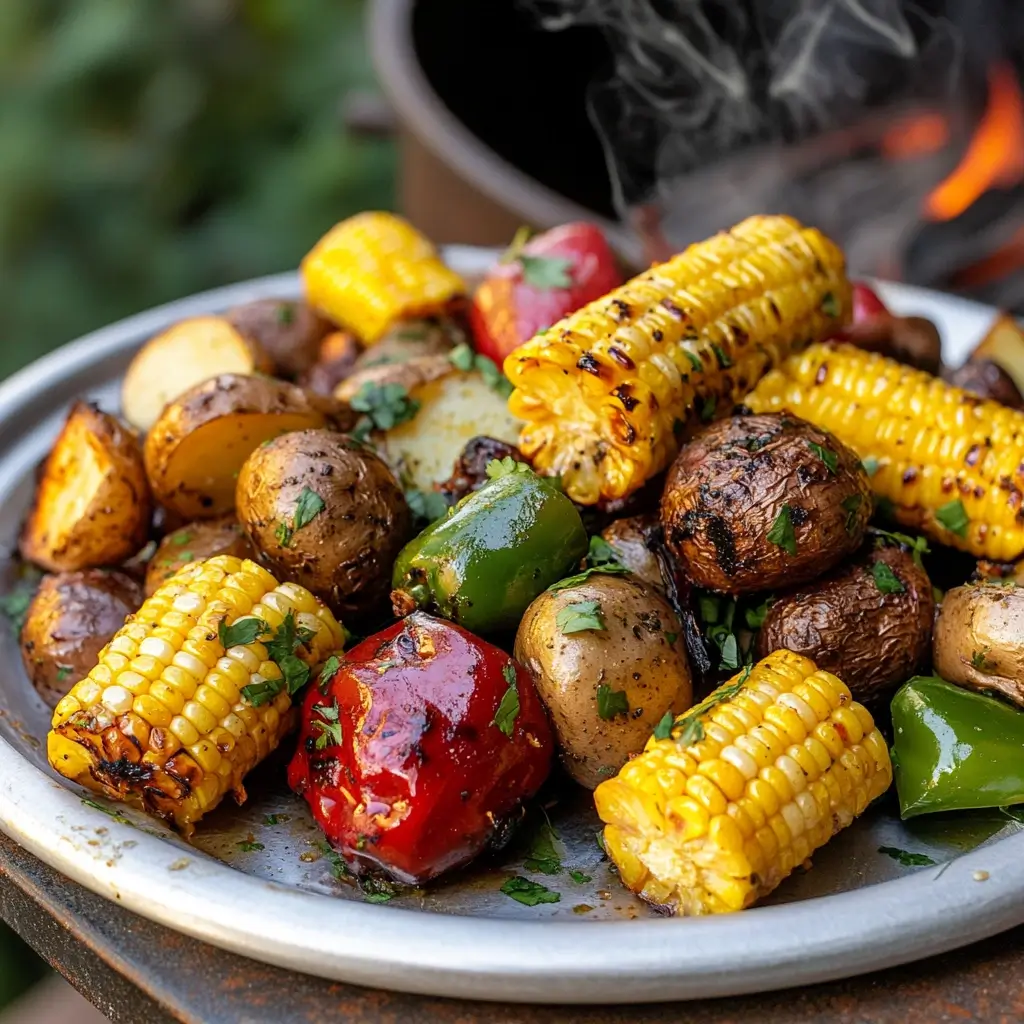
226,299,333,379
121,316,272,432
970,314,1024,397
143,515,254,595
20,403,152,572
336,355,521,491
144,374,345,519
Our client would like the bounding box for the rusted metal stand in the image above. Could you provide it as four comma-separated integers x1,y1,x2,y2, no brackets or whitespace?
0,830,1021,1024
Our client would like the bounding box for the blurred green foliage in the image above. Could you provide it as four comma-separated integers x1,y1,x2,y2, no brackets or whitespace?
0,0,395,379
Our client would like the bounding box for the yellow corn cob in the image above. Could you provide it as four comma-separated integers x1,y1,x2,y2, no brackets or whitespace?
747,342,1024,560
594,650,891,915
301,211,466,343
503,215,850,505
47,555,344,833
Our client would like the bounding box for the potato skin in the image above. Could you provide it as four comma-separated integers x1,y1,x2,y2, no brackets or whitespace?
236,428,411,618
756,543,934,703
227,299,334,379
943,360,1024,410
514,573,692,789
437,436,525,506
143,515,254,596
600,515,663,591
20,402,152,573
662,413,872,594
351,320,454,370
933,583,1024,707
21,570,142,708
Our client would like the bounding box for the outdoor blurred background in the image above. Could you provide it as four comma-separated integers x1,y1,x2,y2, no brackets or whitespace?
0,0,393,1014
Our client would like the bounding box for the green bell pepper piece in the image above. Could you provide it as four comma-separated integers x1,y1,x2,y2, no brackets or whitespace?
391,468,587,634
891,675,1024,818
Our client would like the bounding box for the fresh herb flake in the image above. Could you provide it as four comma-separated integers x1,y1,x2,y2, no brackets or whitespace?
448,343,475,372
971,649,989,670
674,668,751,747
361,876,397,903
406,487,449,523
700,394,717,422
569,870,592,884
872,561,905,595
524,823,562,875
683,350,703,373
935,498,969,538
81,798,131,824
219,616,268,650
350,381,421,437
274,521,293,548
821,291,840,317
275,303,296,325
767,505,797,555
486,457,530,480
172,531,194,546
871,528,930,568
665,631,679,646
586,535,622,568
745,598,773,630
556,600,605,634
842,494,864,534
318,655,341,692
500,876,561,906
312,699,344,750
0,589,34,632
518,254,573,289
878,845,936,867
718,632,740,670
293,487,326,533
493,665,520,737
711,343,731,369
56,665,72,684
862,456,881,477
653,709,675,741
237,840,265,853
596,684,630,720
808,441,838,474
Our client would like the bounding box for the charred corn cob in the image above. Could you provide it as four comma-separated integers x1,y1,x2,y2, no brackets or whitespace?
301,211,466,343
594,651,891,915
747,342,1024,560
503,215,850,505
47,555,344,832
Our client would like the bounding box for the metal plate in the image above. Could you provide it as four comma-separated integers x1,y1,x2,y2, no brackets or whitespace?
0,258,1022,1005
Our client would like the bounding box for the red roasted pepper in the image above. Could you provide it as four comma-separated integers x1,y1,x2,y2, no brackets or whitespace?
287,611,553,884
469,222,622,365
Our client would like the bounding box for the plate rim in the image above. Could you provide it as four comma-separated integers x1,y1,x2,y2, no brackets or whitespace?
0,266,1020,1005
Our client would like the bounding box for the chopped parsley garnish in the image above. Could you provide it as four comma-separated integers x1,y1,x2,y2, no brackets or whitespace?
448,343,475,371
711,343,731,369
449,344,514,398
493,663,520,737
219,616,268,650
653,709,675,740
500,876,561,906
240,611,315,706
518,254,573,289
821,291,840,317
275,302,296,325
56,665,72,684
569,870,592,884
807,441,838,474
0,589,34,632
317,655,342,693
971,649,990,670
524,823,562,875
276,486,325,548
350,382,421,440
81,798,132,825
718,633,740,670
767,505,797,555
547,564,630,592
744,597,773,629
264,814,284,826
275,521,293,547
586,535,622,568
172,531,194,546
316,841,351,880
665,631,678,646
935,498,969,538
673,667,751,747
862,456,880,477
872,561,905,595
405,487,448,523
700,394,717,422
556,600,605,634
596,685,629,720
841,494,864,534
360,876,397,903
871,529,930,568
312,699,343,750
683,350,703,373
486,457,531,480
237,840,265,853
878,845,936,867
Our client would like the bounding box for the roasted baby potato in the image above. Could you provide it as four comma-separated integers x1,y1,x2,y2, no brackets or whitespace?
351,320,456,370
21,570,142,708
599,515,663,592
932,582,1024,707
839,314,942,376
437,436,525,506
943,360,1024,409
514,572,692,789
227,298,334,379
756,538,934,704
236,428,411,618
336,354,521,491
969,313,1024,397
299,331,362,396
21,402,152,573
662,413,872,594
144,373,348,520
121,317,272,432
143,515,254,596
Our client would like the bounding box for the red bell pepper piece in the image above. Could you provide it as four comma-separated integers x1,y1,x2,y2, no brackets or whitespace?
469,222,622,365
287,611,553,884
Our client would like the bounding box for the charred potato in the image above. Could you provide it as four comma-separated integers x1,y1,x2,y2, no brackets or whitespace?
351,320,455,370
121,317,272,432
662,413,872,594
756,540,934,703
943,360,1024,409
299,331,362,396
437,436,525,505
143,516,254,596
227,299,334,379
21,402,152,573
840,314,942,376
236,428,411,618
933,582,1024,707
599,516,664,592
336,355,521,491
144,374,350,519
21,570,142,707
969,313,1024,397
514,573,692,789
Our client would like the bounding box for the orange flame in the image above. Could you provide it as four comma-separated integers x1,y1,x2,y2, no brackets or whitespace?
926,62,1024,221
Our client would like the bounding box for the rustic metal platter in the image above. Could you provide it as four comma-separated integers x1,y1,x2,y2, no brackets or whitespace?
0,251,1022,1004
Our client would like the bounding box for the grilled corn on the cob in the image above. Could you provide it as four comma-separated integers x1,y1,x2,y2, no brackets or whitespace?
747,342,1024,560
47,555,344,832
301,211,466,344
503,215,850,505
594,650,891,915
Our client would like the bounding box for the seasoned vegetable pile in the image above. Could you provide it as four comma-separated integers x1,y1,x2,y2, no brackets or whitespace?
14,212,1024,916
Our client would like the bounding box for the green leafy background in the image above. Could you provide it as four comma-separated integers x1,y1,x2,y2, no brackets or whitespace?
0,0,394,1005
